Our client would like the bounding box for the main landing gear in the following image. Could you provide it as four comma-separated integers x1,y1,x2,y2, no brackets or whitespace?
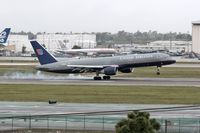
93,71,111,80
93,76,111,80
94,76,102,80
156,66,161,75
103,76,111,80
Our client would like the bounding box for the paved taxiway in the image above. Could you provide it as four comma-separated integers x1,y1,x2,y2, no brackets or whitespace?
1,102,200,131
0,77,200,87
0,102,199,118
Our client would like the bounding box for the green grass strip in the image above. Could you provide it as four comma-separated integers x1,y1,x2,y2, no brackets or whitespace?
0,84,200,104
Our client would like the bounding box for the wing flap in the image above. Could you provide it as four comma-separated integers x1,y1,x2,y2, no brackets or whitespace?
67,65,104,68
67,64,118,69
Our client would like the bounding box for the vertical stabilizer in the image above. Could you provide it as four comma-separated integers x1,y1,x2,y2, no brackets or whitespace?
30,41,57,65
0,28,11,44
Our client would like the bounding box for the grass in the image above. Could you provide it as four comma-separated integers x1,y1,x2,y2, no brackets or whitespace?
176,61,200,64
0,84,200,104
0,65,36,75
0,60,38,63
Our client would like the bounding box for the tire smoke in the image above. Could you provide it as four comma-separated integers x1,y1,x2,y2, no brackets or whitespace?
3,71,90,80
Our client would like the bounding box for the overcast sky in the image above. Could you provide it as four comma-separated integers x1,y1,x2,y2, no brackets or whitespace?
1,0,199,33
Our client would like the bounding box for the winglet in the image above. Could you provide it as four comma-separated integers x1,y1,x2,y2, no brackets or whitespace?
30,41,57,65
0,28,11,44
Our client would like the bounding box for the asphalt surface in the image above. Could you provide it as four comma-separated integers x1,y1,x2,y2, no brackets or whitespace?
1,102,200,131
0,76,200,87
0,102,199,118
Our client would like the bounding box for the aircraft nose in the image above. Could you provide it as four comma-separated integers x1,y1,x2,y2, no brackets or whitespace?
161,54,176,65
167,56,176,64
170,59,176,64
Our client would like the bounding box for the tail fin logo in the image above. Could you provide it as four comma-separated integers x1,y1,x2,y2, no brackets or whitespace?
36,49,44,55
0,32,7,38
0,39,4,43
0,32,7,42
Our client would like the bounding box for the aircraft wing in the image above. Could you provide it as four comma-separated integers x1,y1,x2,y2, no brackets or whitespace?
67,64,118,68
67,65,104,68
66,65,119,72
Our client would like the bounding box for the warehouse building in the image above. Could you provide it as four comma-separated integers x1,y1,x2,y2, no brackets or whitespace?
6,34,31,53
192,21,200,53
114,41,191,53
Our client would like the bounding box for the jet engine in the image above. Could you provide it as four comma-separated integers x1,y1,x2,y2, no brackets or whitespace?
101,67,117,75
119,68,134,73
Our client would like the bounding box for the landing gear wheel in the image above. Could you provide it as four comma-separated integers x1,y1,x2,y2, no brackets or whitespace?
156,71,160,75
94,76,102,80
103,76,111,80
156,66,161,75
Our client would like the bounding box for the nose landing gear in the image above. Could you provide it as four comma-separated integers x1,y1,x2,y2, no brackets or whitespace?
156,66,161,75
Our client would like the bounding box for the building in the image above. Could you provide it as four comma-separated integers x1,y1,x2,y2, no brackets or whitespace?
113,41,191,53
192,21,200,53
7,34,31,53
36,33,97,51
148,41,191,53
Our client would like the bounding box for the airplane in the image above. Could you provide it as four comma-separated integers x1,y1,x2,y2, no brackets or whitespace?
30,41,176,80
56,48,116,56
57,41,116,56
0,28,11,45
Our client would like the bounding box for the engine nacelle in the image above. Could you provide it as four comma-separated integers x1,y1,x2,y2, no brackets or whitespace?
101,67,117,75
119,68,134,73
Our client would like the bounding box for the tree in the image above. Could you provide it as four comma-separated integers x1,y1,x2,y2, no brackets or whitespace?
96,30,192,45
115,111,160,133
27,32,36,40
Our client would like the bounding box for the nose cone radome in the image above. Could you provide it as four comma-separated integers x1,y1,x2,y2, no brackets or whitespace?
163,56,176,65
168,59,176,64
168,56,176,64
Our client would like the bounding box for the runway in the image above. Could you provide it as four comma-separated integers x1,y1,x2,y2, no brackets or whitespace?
0,76,200,87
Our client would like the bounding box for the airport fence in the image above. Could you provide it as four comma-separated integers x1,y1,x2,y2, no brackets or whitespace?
0,114,200,133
